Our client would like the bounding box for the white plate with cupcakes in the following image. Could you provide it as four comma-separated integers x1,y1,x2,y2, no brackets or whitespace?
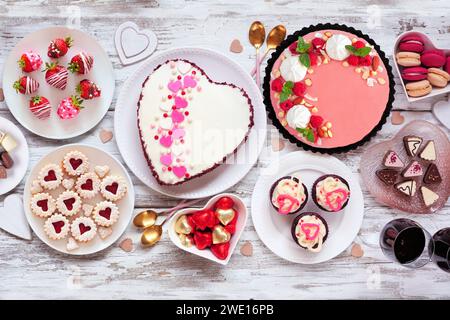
2,26,114,139
23,144,134,255
251,151,364,264
115,47,266,199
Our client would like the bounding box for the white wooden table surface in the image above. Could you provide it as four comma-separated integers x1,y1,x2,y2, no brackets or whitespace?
0,0,449,300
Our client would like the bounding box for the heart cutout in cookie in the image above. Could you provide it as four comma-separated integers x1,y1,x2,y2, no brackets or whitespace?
105,182,118,195
137,60,254,185
69,158,83,170
115,21,158,66
63,198,76,210
79,223,91,235
52,221,65,234
36,199,49,211
44,170,57,182
360,120,450,213
0,194,31,240
394,31,450,102
168,193,247,265
99,207,112,220
81,179,93,191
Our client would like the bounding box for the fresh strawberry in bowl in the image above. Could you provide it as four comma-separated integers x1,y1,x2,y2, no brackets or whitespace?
44,62,68,90
13,76,39,95
76,79,101,99
57,96,83,119
29,96,51,120
18,51,42,72
47,37,72,58
68,52,94,75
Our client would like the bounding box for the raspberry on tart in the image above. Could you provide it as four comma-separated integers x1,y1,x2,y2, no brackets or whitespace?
37,163,63,190
44,214,70,240
92,201,119,227
30,193,56,218
56,190,81,217
100,175,128,202
75,172,100,199
70,217,97,242
62,150,89,176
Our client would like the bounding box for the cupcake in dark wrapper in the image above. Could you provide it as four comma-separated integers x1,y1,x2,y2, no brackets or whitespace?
269,176,308,215
312,174,350,212
291,212,328,252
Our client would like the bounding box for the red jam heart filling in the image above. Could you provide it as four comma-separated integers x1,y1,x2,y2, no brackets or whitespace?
36,199,48,211
81,179,93,191
99,207,111,220
78,223,91,235
63,198,76,210
44,170,57,182
105,182,118,195
69,158,83,170
52,221,65,233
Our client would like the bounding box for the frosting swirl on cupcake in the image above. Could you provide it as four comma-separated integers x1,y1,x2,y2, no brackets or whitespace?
271,176,306,214
294,214,327,252
316,176,350,212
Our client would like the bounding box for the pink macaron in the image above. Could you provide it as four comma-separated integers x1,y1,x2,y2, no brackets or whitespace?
445,56,450,74
401,67,428,81
421,49,446,67
398,36,425,53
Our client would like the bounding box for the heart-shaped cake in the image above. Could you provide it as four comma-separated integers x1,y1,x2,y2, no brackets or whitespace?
138,59,254,185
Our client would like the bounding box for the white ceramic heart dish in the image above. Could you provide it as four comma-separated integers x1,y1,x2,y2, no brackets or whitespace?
393,31,450,102
167,193,247,265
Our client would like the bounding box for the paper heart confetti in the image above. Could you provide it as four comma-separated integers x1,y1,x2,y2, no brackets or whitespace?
240,241,253,256
391,111,405,125
351,243,364,258
119,238,134,252
99,128,113,143
0,194,31,240
229,39,243,53
115,21,158,66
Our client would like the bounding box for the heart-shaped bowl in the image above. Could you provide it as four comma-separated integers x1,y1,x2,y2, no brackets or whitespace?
360,120,450,213
393,31,450,102
167,193,247,265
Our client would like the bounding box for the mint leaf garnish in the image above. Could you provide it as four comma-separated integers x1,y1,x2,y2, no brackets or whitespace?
296,37,311,54
279,81,294,102
345,45,356,54
345,45,371,57
299,53,311,68
296,127,315,142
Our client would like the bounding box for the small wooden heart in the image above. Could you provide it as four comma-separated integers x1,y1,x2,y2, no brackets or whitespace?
391,111,405,125
230,39,243,54
99,128,113,143
432,96,450,129
0,194,31,240
115,21,158,66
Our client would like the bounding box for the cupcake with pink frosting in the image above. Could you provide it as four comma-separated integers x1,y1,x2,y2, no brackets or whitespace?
312,174,350,212
269,176,308,215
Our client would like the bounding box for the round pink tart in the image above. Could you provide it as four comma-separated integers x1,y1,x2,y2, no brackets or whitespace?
264,24,394,153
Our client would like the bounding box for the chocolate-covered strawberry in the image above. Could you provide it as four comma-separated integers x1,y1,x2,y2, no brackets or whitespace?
76,79,101,99
29,96,51,120
44,62,68,90
13,76,39,95
57,95,83,119
47,37,72,58
18,51,42,72
68,52,93,75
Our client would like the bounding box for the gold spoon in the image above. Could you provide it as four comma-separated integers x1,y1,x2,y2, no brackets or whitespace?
133,209,159,228
140,212,174,247
248,21,266,87
250,25,286,77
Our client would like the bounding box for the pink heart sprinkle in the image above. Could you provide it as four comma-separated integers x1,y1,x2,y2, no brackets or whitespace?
301,223,320,241
168,80,182,93
172,166,187,178
160,153,173,166
174,96,188,109
325,188,349,212
276,194,299,215
183,75,197,88
171,110,185,123
172,128,185,139
159,135,173,148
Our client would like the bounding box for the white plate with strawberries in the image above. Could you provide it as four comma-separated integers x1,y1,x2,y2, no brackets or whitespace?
2,26,114,139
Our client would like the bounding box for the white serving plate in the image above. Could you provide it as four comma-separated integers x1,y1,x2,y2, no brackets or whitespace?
251,151,364,264
114,47,266,199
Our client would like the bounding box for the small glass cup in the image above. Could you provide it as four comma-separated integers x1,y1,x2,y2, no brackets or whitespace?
432,228,450,273
380,218,434,268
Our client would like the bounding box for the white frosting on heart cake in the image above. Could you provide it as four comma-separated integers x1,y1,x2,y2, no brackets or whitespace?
138,59,254,185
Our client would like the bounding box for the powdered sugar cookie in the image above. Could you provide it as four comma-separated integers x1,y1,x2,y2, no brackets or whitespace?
94,165,109,178
71,217,97,242
63,150,89,176
38,164,63,190
30,180,43,194
100,175,127,201
62,178,75,190
75,172,100,199
56,190,81,216
92,201,119,227
30,192,56,218
44,214,70,240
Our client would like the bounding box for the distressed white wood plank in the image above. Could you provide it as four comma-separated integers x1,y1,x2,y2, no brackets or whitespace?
0,0,449,300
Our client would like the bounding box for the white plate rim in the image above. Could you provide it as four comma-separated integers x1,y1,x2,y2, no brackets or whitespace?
22,143,135,256
2,26,115,140
251,151,364,264
114,46,266,199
